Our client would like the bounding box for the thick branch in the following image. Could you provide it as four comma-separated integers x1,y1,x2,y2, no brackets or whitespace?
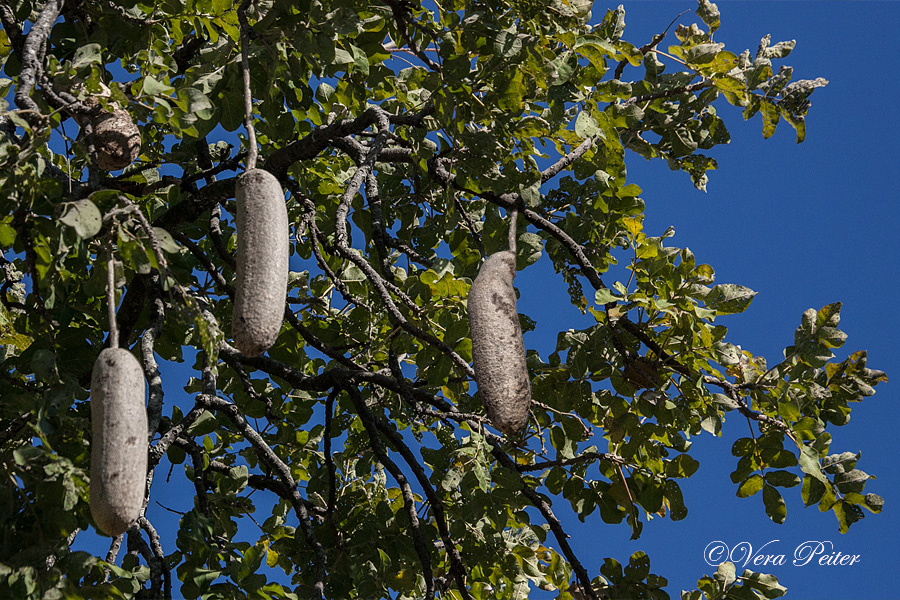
0,4,24,51
323,389,339,538
266,108,380,178
541,138,594,183
265,105,431,178
13,0,64,123
141,295,165,437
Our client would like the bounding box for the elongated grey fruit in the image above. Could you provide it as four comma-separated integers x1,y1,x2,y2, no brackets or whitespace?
90,348,148,536
233,168,289,357
467,251,531,435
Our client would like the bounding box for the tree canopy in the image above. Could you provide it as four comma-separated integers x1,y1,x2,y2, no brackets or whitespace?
0,0,887,599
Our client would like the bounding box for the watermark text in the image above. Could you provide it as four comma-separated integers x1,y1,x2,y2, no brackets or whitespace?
704,540,861,568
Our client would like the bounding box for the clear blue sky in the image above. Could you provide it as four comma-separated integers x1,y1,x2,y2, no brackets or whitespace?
62,2,899,598
518,2,900,598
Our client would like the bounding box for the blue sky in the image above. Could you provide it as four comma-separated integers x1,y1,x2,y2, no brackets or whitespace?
517,2,900,598
43,1,899,597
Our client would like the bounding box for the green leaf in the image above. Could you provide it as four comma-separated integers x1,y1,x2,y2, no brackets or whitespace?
764,470,800,488
705,283,757,315
349,44,370,76
762,484,786,523
594,288,621,305
833,500,864,533
71,43,102,69
60,200,103,239
759,100,780,139
665,480,687,520
142,75,175,96
863,493,884,514
177,87,215,120
696,0,721,34
574,111,600,138
153,227,181,254
31,348,60,382
736,474,764,498
714,561,735,587
741,571,786,598
801,473,825,506
186,410,217,436
685,43,725,65
665,454,700,478
0,220,15,246
712,393,740,410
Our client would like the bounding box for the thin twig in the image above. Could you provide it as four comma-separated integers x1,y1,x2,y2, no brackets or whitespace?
106,243,119,349
531,400,591,439
138,516,172,600
621,80,714,108
613,9,689,80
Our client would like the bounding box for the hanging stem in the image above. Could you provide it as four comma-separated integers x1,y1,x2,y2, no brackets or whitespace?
238,0,258,171
107,244,119,349
507,208,518,255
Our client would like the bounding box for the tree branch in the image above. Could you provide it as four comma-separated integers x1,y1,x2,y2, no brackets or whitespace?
541,138,594,183
517,451,628,473
702,375,794,437
141,294,165,438
622,80,714,108
138,516,172,600
13,0,64,125
491,447,600,600
347,387,436,600
370,408,475,600
197,394,328,599
173,436,212,515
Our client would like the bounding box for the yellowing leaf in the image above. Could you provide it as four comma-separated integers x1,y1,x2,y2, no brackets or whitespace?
622,216,643,237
